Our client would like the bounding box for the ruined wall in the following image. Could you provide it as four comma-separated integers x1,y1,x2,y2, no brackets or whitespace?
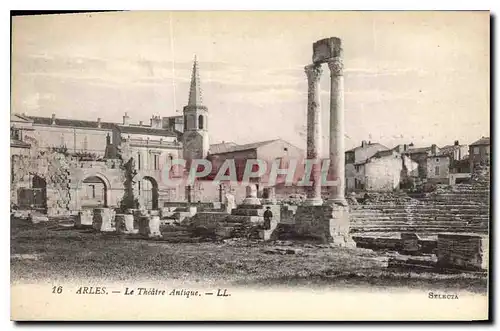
364,156,401,191
12,149,72,216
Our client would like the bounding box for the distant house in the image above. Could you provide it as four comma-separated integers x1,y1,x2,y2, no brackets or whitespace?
345,141,389,191
469,137,490,172
439,140,469,162
200,139,305,203
426,154,451,184
402,144,440,179
345,141,418,192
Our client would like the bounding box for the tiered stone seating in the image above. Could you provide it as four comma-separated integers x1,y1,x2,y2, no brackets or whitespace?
350,167,490,235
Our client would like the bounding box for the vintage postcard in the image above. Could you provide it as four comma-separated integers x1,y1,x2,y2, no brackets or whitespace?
10,11,490,321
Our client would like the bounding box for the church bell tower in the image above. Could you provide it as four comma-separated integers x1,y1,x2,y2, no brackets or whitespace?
182,55,209,160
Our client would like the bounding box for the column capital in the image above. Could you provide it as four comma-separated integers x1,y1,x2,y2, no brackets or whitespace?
304,64,323,82
327,57,344,76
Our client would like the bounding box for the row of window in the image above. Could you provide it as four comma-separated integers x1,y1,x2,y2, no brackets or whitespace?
136,153,174,170
473,146,490,155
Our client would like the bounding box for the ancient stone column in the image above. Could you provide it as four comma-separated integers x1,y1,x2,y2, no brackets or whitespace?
304,64,323,206
327,48,347,206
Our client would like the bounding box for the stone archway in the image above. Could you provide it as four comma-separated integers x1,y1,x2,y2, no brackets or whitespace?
139,176,159,210
81,175,108,208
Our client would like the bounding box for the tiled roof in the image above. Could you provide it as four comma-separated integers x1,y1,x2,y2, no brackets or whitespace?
470,137,490,146
117,125,179,137
11,114,33,123
373,149,397,158
209,142,238,154
406,147,432,154
29,116,115,130
209,139,280,155
346,143,388,153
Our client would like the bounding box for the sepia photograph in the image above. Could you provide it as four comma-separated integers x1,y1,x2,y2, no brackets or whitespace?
9,10,490,321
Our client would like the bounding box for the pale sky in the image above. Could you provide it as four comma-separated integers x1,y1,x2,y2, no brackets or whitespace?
11,11,490,153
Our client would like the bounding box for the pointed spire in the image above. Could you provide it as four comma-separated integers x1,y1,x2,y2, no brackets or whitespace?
188,55,203,106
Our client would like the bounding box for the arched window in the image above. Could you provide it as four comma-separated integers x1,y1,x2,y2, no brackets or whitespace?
198,115,204,129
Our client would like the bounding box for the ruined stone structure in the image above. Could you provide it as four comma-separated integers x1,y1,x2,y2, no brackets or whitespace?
294,37,352,245
350,165,490,235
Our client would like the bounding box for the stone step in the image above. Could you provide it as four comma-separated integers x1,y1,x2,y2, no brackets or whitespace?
350,227,486,233
231,209,263,217
350,222,488,228
225,215,263,225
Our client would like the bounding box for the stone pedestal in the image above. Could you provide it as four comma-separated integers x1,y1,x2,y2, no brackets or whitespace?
294,204,354,246
138,215,162,238
259,219,278,241
75,209,93,227
29,212,49,224
115,214,138,234
262,187,277,204
242,184,261,205
224,193,236,214
93,208,115,232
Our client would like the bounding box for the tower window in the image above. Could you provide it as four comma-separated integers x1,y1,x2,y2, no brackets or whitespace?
198,115,204,129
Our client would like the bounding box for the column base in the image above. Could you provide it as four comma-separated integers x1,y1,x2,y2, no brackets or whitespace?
293,204,353,246
326,197,348,207
303,197,323,206
241,197,261,205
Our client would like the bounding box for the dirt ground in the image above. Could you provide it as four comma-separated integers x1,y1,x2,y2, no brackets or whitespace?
10,219,488,293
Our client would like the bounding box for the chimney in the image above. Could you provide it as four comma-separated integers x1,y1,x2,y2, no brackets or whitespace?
123,112,130,126
361,140,367,148
403,144,407,151
97,118,101,128
150,115,162,129
51,113,56,125
139,121,143,126
454,140,459,146
431,144,438,155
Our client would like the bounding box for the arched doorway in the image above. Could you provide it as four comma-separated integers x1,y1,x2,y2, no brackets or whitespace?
81,176,108,208
31,175,47,211
139,176,159,210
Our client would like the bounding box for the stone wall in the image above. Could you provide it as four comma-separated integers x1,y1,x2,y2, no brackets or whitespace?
437,233,488,270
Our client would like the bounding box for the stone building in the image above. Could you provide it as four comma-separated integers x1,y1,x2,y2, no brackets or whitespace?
345,141,389,191
425,154,451,184
109,115,184,208
25,114,116,157
195,139,305,204
10,57,202,215
440,140,469,162
469,136,490,173
345,146,418,192
402,144,440,179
